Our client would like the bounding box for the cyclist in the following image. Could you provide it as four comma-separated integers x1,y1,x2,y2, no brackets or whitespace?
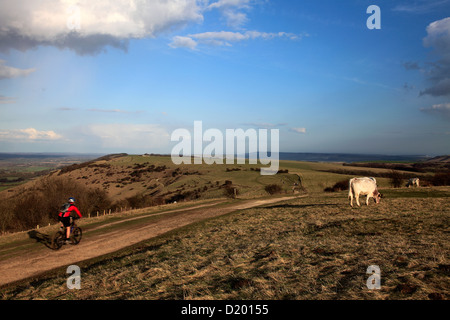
58,197,82,244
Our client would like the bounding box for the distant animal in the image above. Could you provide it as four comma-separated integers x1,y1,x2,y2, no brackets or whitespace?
406,178,420,188
348,177,382,207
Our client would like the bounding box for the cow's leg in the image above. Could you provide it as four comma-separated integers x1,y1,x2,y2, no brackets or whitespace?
366,195,370,206
356,193,361,207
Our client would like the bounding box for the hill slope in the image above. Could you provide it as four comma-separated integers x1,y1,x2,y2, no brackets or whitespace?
425,155,450,163
1,188,448,300
0,194,301,288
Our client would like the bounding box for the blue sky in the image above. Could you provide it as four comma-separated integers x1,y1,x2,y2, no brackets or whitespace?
0,0,449,155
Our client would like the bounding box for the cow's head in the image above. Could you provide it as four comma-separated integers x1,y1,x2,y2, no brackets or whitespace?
373,191,382,204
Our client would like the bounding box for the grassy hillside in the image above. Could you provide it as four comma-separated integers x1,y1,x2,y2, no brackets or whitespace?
0,155,448,300
0,154,305,232
1,187,448,300
1,153,448,233
2,154,302,203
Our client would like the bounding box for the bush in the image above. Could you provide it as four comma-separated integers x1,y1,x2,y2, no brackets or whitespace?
265,184,283,195
126,193,155,209
223,186,239,199
0,176,111,232
324,180,349,192
389,170,404,188
431,172,450,186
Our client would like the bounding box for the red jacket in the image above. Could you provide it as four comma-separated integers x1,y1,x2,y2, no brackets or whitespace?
59,204,82,218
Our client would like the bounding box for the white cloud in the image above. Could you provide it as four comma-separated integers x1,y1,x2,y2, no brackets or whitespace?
392,0,450,13
222,10,249,28
207,0,251,10
57,107,143,113
87,108,142,114
170,30,303,49
0,95,16,104
0,60,35,79
420,103,450,120
207,0,251,28
85,123,170,149
0,1,301,55
169,36,198,50
291,127,306,134
0,128,63,141
0,0,203,55
242,122,287,129
423,17,450,62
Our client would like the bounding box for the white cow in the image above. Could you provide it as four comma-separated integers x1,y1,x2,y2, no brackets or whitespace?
406,178,420,188
348,177,382,207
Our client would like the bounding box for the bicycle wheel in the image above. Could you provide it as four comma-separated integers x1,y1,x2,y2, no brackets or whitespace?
71,227,82,245
52,231,65,250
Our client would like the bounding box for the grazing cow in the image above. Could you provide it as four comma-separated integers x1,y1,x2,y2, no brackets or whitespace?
406,178,420,188
348,177,382,207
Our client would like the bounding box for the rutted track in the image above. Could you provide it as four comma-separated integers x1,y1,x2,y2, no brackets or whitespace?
0,195,303,288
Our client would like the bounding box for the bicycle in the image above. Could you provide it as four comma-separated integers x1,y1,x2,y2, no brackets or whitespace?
52,218,82,250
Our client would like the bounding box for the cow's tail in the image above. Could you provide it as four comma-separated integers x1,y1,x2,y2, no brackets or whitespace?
348,178,354,200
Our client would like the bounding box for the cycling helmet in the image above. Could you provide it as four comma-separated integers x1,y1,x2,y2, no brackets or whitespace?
68,197,75,203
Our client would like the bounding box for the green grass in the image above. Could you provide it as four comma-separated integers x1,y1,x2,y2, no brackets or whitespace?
96,154,307,199
381,187,450,198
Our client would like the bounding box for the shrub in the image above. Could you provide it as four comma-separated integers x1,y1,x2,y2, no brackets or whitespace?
431,172,450,186
324,180,349,192
223,186,239,199
389,170,404,188
0,176,111,232
265,184,283,195
126,193,155,209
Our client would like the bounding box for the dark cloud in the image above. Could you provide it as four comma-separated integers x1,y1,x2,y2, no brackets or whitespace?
420,17,450,97
0,30,128,56
420,78,450,97
403,61,420,70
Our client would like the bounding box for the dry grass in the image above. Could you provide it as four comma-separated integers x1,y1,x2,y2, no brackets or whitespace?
2,187,448,300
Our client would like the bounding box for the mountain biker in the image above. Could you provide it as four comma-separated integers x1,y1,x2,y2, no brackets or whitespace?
58,197,82,244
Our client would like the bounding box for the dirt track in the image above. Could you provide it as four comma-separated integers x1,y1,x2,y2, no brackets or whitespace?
0,195,302,288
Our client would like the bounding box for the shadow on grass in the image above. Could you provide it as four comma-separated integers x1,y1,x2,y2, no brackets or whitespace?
27,230,54,249
262,203,339,209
